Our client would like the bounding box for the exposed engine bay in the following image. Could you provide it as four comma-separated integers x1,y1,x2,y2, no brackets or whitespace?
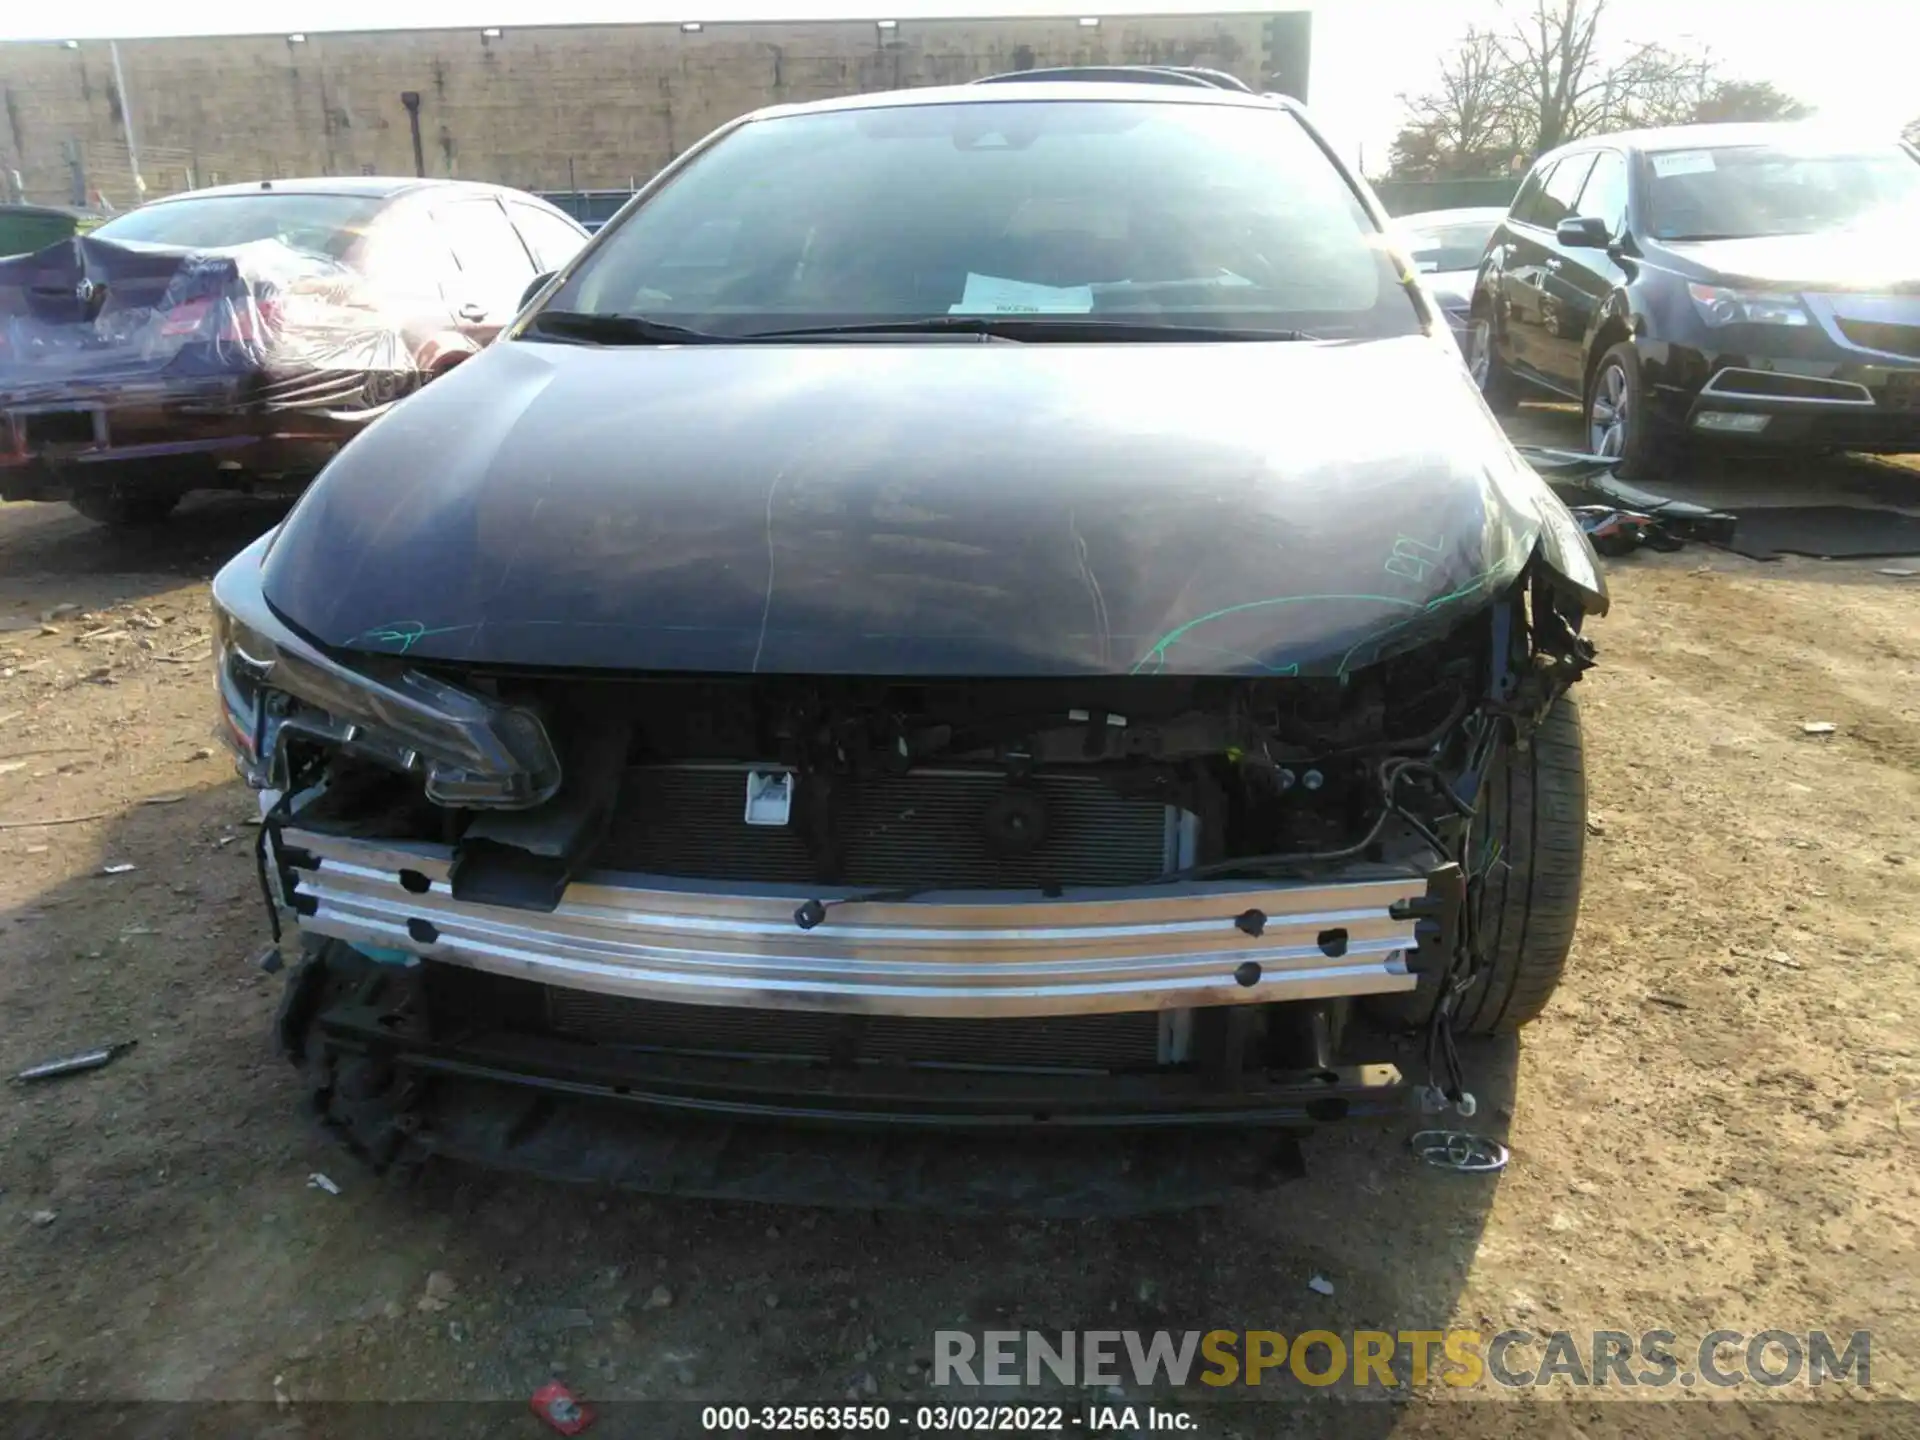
261,586,1576,905
218,545,1594,1214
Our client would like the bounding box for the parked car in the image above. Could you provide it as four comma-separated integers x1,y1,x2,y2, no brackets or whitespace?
1469,122,1920,474
218,75,1607,1210
1,177,586,525
1394,206,1507,352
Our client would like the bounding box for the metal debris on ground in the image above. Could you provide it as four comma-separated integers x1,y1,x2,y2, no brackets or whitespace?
1571,505,1685,556
307,1172,342,1196
1410,1129,1511,1174
1800,722,1838,736
530,1382,595,1435
1307,1274,1335,1296
99,862,137,875
13,1040,136,1083
1525,449,1738,549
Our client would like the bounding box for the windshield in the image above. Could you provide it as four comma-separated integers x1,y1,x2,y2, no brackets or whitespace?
541,98,1420,339
91,193,385,260
1646,144,1920,240
1399,218,1499,273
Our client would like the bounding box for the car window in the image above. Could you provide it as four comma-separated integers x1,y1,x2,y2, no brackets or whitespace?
544,98,1422,340
508,202,588,272
1508,161,1558,227
359,206,460,295
1534,154,1596,229
436,198,536,292
1399,218,1499,272
1574,151,1629,236
90,193,385,260
1644,143,1920,240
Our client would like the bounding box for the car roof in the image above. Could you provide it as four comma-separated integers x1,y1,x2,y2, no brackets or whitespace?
1395,207,1510,227
136,177,543,206
747,79,1293,125
1543,120,1896,158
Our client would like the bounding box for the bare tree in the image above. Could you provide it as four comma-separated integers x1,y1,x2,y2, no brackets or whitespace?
1689,79,1813,125
1385,0,1816,181
1490,0,1705,153
1396,28,1522,177
1604,46,1716,130
1903,115,1920,149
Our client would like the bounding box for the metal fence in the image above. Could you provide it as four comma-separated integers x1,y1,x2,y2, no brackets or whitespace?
537,188,640,230
62,140,283,213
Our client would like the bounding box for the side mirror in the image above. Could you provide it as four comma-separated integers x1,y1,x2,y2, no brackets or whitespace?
519,271,556,312
1555,216,1609,248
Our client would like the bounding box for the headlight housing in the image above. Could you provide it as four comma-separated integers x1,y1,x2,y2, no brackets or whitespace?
212,541,562,809
1687,283,1809,328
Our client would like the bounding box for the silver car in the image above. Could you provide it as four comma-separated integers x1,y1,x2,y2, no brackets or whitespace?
1396,206,1508,353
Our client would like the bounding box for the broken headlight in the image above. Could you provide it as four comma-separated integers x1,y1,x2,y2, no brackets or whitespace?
211,542,561,809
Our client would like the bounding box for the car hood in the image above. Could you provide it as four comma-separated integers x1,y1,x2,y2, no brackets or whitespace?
1654,227,1920,292
260,332,1592,678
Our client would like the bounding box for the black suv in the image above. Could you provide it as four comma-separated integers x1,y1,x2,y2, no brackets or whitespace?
1468,122,1920,474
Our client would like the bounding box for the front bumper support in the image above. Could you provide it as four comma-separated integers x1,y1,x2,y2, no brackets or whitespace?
277,825,1427,1019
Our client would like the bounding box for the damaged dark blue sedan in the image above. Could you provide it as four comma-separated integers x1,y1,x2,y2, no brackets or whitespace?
213,74,1608,1213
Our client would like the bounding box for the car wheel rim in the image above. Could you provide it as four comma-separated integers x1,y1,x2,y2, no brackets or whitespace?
1590,361,1629,458
1468,321,1492,387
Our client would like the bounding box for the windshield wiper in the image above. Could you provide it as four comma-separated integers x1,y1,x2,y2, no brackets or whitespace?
525,310,726,344
745,316,1317,342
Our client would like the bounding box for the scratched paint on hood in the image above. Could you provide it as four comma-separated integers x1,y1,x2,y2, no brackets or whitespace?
261,332,1595,678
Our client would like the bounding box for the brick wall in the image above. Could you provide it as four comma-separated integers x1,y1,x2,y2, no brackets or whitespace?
0,13,1309,209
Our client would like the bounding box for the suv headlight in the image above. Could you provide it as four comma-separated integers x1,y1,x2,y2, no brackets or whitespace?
211,541,561,809
1687,283,1808,328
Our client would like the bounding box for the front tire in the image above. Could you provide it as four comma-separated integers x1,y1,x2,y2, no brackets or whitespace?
69,484,183,528
1468,312,1520,415
1585,342,1677,479
1366,694,1587,1036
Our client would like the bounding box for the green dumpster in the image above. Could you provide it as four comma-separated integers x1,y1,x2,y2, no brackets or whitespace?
0,205,97,258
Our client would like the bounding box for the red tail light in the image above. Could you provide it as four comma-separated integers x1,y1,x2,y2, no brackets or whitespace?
217,296,281,345
158,297,213,337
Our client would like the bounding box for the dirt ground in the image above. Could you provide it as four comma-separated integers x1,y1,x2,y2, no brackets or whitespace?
1,408,1916,1435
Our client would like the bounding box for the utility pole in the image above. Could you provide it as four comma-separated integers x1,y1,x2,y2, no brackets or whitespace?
400,92,426,178
108,40,146,203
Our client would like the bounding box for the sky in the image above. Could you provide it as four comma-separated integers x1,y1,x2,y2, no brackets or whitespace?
2,0,1916,173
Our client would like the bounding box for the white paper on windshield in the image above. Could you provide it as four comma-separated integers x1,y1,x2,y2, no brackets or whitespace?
1651,150,1716,177
950,273,1094,315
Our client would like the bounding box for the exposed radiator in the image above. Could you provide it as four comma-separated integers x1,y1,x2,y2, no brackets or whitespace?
594,764,1181,888
544,990,1166,1074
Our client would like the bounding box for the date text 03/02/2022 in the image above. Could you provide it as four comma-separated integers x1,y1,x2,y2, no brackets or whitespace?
700,1404,1196,1432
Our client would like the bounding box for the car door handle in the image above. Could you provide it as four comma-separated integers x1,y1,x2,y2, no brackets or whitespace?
457,302,488,322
